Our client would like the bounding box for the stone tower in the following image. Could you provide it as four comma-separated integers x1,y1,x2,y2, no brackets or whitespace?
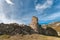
29,16,39,33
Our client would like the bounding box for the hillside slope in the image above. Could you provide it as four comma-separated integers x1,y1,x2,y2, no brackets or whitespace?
48,22,60,32
42,22,60,36
0,34,60,40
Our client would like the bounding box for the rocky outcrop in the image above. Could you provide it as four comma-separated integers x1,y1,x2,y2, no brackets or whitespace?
42,22,60,36
0,16,58,37
0,23,33,35
29,16,39,33
29,16,58,37
45,27,58,36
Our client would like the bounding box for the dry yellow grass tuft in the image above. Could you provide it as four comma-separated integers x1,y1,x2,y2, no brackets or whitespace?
0,34,60,40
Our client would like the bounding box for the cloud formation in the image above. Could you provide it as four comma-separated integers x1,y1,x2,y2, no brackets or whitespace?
35,0,53,12
41,12,60,21
0,0,60,24
5,0,14,5
0,0,24,24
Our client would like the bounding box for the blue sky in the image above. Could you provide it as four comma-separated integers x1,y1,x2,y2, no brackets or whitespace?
0,0,60,24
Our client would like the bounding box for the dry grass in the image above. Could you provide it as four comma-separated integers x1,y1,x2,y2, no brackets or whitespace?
0,34,60,40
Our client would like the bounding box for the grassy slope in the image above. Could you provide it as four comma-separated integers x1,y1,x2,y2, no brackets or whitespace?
0,34,60,40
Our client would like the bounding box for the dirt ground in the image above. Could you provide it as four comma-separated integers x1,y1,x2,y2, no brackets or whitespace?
0,34,60,40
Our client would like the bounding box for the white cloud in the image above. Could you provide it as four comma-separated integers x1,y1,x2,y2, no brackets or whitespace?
0,0,24,24
5,0,14,5
1,19,24,24
0,14,24,24
41,12,60,21
0,13,6,20
0,12,24,24
35,0,53,11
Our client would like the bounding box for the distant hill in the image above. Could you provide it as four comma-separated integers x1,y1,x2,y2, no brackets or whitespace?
42,22,60,36
42,22,60,31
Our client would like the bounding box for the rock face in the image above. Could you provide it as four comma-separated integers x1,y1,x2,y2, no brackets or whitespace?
48,22,60,32
0,16,58,37
29,16,39,33
45,27,58,36
42,22,60,36
0,23,34,35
